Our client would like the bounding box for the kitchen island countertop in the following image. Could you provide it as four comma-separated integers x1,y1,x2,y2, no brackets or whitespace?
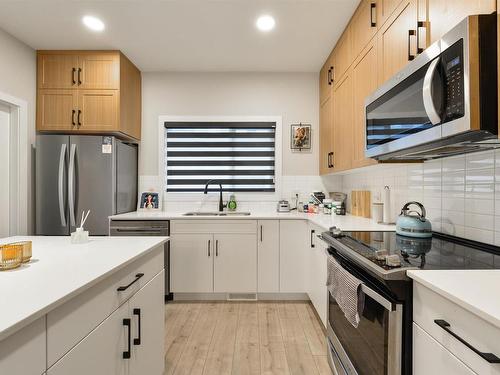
0,236,168,341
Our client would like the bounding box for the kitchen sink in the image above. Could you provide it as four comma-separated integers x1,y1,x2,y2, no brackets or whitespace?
183,212,251,216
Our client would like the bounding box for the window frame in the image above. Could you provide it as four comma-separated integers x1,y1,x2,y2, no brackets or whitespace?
158,115,282,202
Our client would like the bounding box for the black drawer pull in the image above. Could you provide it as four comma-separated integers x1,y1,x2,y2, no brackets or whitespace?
77,68,82,85
117,273,144,291
72,109,76,126
370,2,376,27
123,318,131,359
434,319,500,363
133,308,142,345
72,68,77,85
311,229,316,248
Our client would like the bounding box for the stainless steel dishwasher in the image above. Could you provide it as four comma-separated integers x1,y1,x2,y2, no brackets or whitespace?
109,220,171,300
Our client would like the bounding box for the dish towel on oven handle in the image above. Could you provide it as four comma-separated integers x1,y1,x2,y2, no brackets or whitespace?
326,256,365,328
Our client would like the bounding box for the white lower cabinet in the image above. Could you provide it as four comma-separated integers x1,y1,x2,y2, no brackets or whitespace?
257,220,280,293
214,233,257,293
48,271,165,375
280,220,308,292
129,271,165,375
170,233,213,292
413,323,476,375
307,224,328,328
0,317,46,375
170,221,257,294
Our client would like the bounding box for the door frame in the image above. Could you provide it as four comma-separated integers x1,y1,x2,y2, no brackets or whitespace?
0,90,29,235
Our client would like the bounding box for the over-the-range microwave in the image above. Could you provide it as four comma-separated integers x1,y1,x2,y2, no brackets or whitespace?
365,14,497,161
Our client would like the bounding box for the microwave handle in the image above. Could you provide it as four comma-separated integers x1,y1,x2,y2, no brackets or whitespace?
422,57,442,125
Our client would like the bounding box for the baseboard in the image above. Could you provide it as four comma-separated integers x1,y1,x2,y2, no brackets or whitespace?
172,292,310,301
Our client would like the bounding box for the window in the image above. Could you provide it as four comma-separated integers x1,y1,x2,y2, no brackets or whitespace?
164,121,276,192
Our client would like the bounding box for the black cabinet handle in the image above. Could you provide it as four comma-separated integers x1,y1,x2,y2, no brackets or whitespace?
77,110,82,127
123,318,131,359
370,3,376,27
71,110,76,126
327,67,332,85
72,68,77,85
311,229,316,248
434,319,500,363
117,273,144,291
133,308,142,345
216,240,219,257
208,239,211,257
417,21,425,54
77,68,82,85
408,30,416,61
327,152,331,168
260,225,263,242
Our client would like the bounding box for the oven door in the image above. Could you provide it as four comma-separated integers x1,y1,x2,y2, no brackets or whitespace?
327,265,403,375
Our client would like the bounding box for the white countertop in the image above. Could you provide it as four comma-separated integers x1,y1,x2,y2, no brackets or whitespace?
408,270,500,329
0,236,168,342
110,210,395,232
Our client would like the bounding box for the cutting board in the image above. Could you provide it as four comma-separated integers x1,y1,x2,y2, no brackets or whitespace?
351,190,371,218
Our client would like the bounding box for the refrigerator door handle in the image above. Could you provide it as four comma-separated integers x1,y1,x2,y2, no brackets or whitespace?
68,143,77,227
58,144,67,227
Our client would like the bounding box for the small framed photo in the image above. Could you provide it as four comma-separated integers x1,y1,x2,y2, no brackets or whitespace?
138,192,161,210
291,124,311,151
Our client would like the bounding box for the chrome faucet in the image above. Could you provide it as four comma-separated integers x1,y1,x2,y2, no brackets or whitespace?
203,179,225,212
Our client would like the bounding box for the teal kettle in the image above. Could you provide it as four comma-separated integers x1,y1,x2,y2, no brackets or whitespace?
396,202,432,238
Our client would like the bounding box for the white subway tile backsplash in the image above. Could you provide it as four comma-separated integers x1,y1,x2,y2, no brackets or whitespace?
465,227,494,245
442,197,464,212
465,198,494,215
465,213,494,231
466,151,495,170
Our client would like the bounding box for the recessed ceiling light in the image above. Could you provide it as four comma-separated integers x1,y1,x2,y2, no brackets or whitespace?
256,15,275,32
82,15,105,32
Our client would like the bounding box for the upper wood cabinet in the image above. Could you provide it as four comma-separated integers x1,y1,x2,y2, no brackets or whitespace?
351,0,379,59
378,0,418,82
352,41,379,169
332,73,353,172
37,51,141,140
319,52,334,105
332,27,352,84
378,0,404,25
319,94,334,175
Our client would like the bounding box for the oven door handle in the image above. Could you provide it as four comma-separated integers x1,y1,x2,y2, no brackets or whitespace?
361,284,395,311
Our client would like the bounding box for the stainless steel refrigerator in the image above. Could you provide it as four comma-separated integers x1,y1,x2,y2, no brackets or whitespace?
36,135,138,236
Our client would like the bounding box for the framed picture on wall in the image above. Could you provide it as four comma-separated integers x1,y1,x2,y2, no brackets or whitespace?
138,191,161,210
290,123,311,151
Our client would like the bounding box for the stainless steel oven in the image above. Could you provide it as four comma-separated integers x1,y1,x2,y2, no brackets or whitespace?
326,249,403,375
365,14,497,161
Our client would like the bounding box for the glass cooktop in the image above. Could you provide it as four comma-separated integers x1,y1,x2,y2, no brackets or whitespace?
333,231,500,271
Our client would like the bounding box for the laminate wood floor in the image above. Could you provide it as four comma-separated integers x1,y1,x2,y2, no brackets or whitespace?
164,301,333,375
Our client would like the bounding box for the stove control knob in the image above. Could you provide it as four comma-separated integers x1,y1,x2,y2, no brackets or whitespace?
329,226,343,238
385,254,401,267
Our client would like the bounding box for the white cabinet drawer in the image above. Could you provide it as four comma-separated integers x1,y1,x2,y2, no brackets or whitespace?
47,245,163,366
0,317,46,375
413,283,500,375
413,323,476,375
171,220,257,234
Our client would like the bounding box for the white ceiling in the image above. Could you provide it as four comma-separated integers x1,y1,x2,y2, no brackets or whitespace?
0,0,359,73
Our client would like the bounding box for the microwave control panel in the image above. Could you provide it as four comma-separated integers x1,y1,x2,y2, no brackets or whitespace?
441,39,465,123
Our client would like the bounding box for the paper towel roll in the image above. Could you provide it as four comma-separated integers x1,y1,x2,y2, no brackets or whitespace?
383,186,391,224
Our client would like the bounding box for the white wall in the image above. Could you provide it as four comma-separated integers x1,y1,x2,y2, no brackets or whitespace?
141,72,319,176
0,28,36,233
324,150,500,246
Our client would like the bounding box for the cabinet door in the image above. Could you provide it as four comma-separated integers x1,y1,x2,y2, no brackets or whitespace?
170,233,213,293
47,303,131,375
427,0,495,45
351,0,379,59
378,0,403,25
332,73,353,172
332,28,352,82
319,93,334,175
37,89,78,131
38,53,79,89
280,220,308,293
352,41,379,168
78,90,119,131
214,233,257,293
413,323,476,375
78,53,120,89
257,220,280,293
310,229,328,328
319,57,334,105
129,271,165,375
378,0,417,82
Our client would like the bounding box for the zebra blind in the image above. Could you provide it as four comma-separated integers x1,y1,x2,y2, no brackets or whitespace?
165,121,276,192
